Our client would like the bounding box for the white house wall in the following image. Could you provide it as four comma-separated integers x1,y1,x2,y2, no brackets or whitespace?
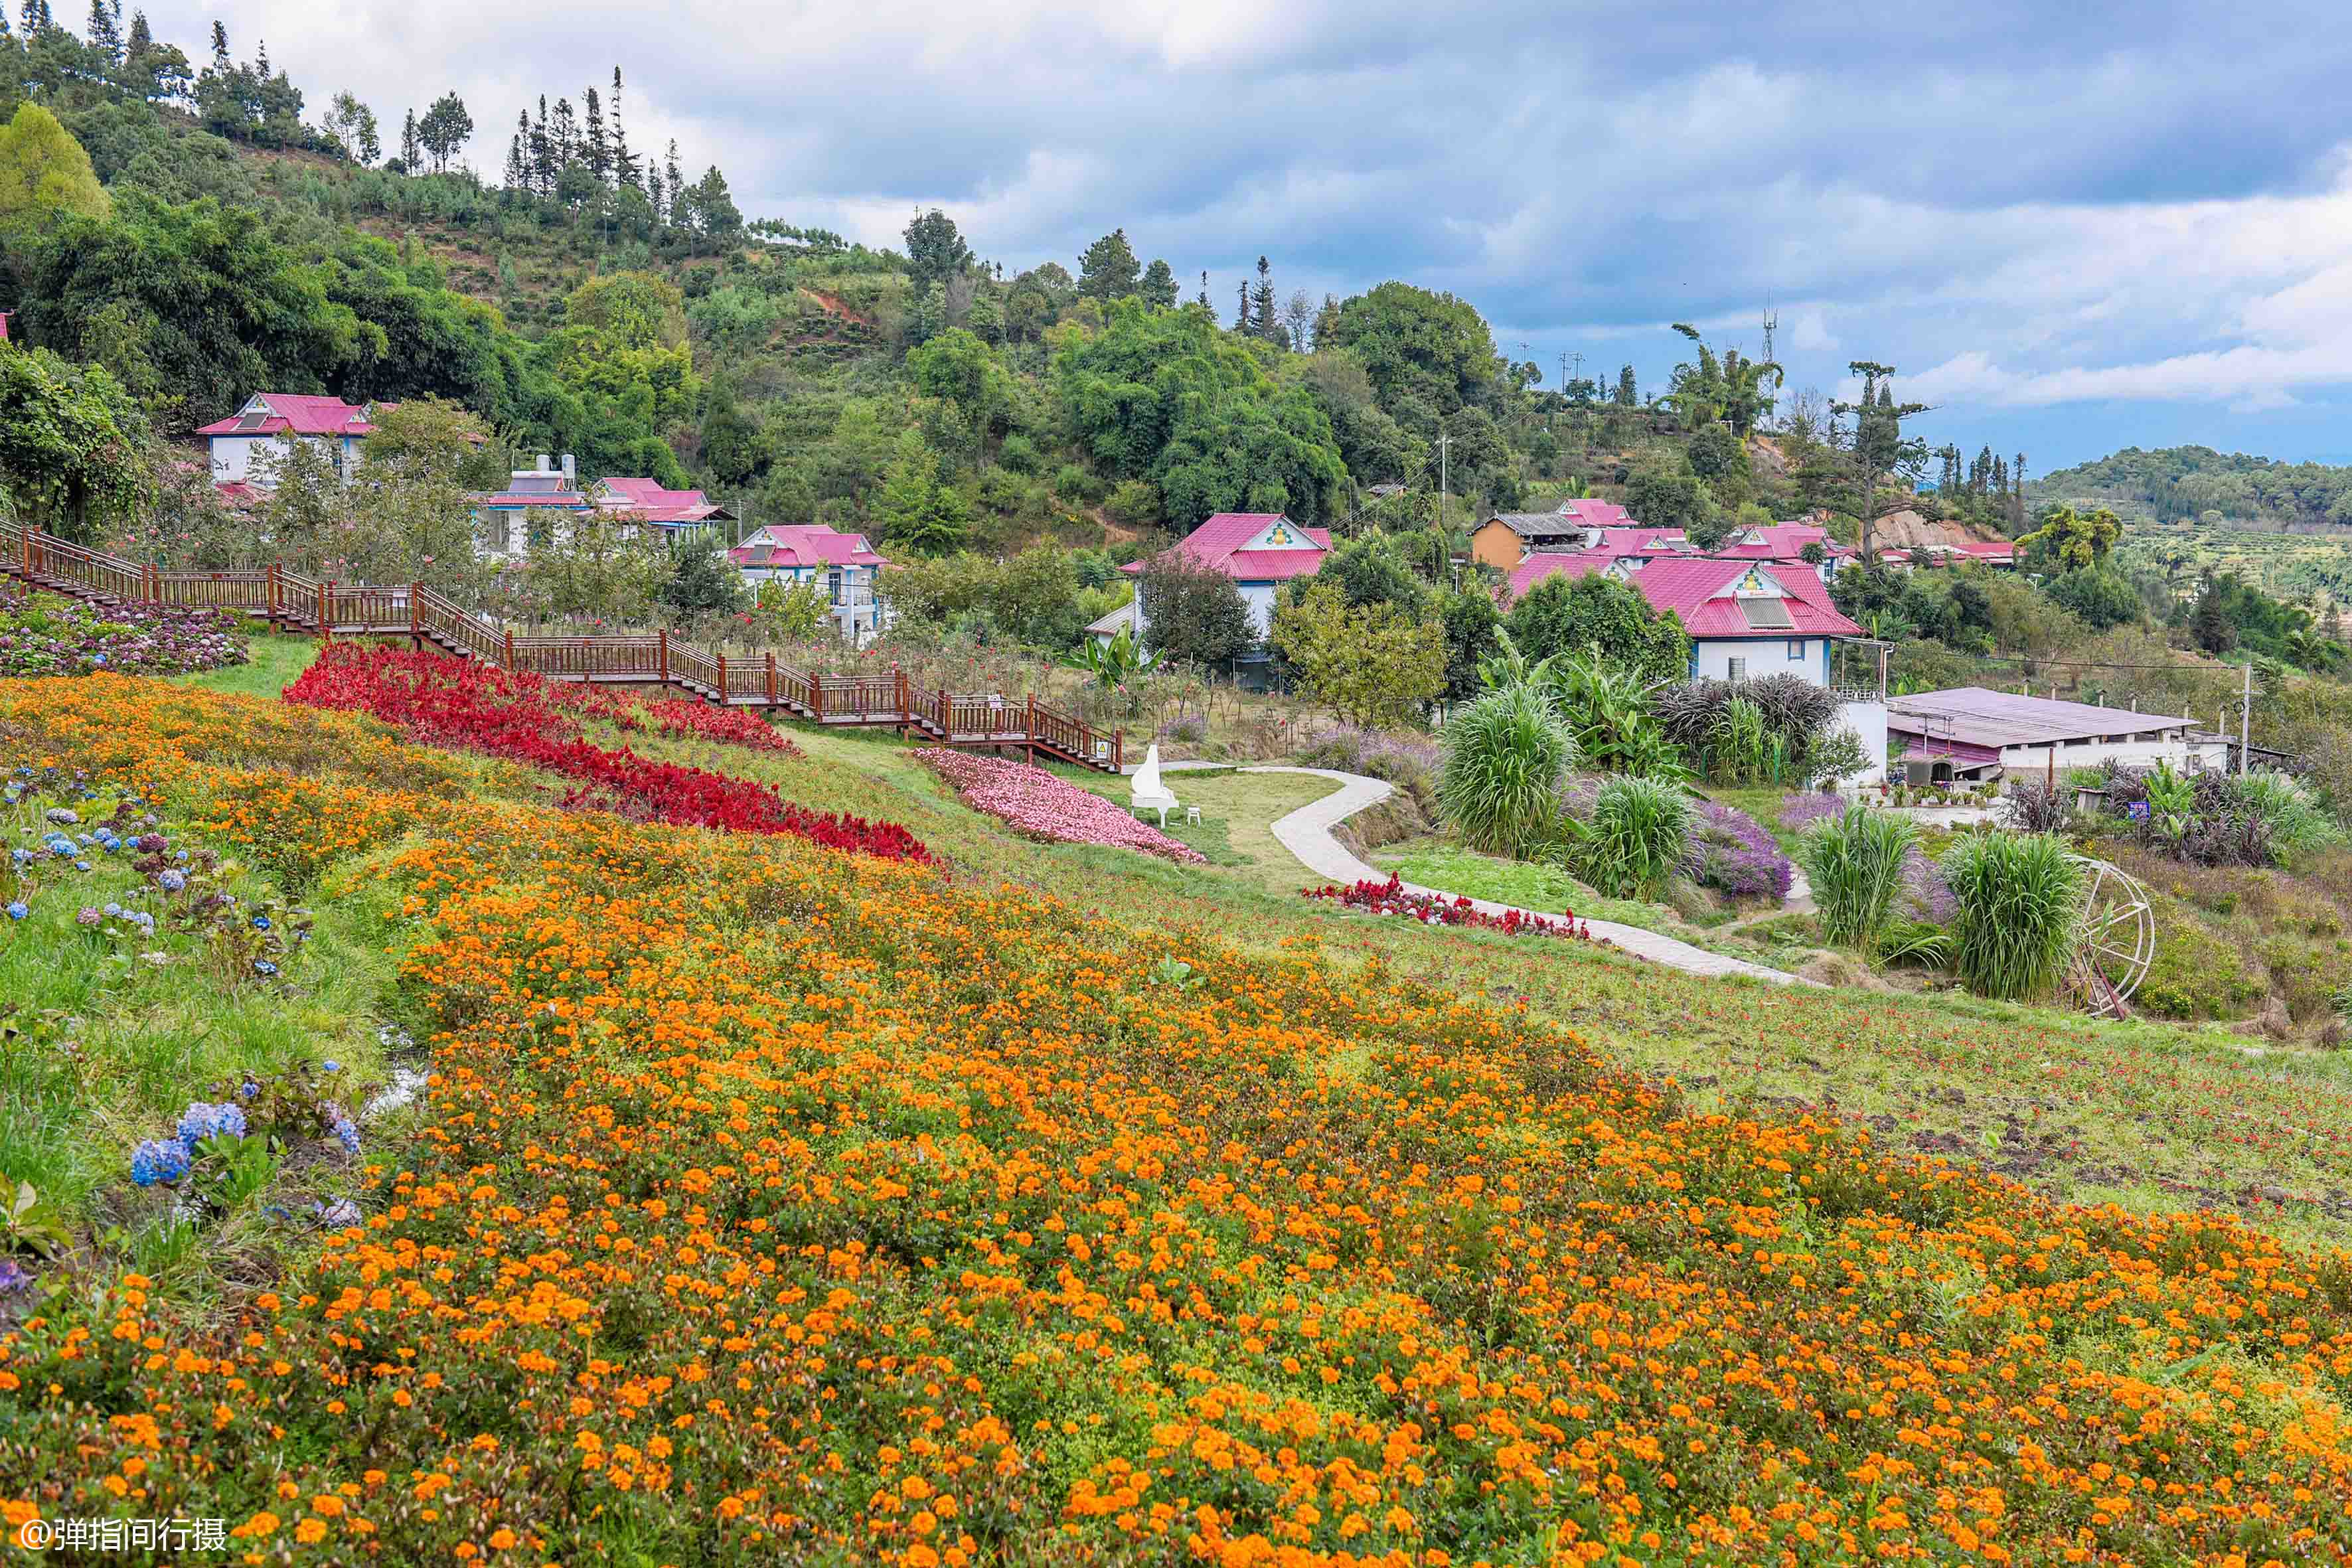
1837,700,1889,787
1691,636,1833,686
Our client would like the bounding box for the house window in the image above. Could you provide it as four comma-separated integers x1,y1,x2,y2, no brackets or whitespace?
487,513,510,553
1786,639,1804,659
1727,657,1747,680
827,568,844,604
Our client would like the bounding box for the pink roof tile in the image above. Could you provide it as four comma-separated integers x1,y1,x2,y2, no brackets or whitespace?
1509,554,1859,639
1119,513,1329,581
1505,552,1620,600
597,477,712,509
726,524,887,570
195,394,377,438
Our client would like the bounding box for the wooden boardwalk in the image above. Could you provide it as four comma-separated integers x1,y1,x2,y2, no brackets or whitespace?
1,524,1123,771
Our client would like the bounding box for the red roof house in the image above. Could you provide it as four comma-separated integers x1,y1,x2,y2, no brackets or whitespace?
198,393,384,485
1121,512,1334,641
1509,554,1861,685
591,477,733,526
728,524,887,572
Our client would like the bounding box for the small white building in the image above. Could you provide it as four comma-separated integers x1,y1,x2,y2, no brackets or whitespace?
197,393,382,483
1885,688,2228,785
728,524,892,645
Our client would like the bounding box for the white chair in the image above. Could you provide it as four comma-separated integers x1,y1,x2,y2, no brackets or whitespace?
1130,743,1179,827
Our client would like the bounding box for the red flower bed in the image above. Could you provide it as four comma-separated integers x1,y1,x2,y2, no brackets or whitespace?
1302,874,1589,938
285,645,925,862
546,682,801,754
918,747,1205,864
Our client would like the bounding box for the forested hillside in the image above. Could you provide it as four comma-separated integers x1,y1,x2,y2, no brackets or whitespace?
2035,445,2352,529
0,3,2041,567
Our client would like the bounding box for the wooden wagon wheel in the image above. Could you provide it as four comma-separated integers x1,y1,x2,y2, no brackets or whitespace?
2065,856,2155,1020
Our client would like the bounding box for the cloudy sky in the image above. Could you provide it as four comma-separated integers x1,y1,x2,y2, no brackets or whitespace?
145,0,2352,471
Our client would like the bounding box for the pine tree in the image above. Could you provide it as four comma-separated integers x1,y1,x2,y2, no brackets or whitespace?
254,37,268,75
503,133,524,191
123,7,146,63
1234,278,1250,334
647,166,664,224
608,66,637,189
208,18,225,66
509,110,528,189
530,96,550,195
1251,256,1279,343
2011,453,2028,528
400,108,419,170
84,0,119,59
582,86,607,183
1614,366,1637,406
551,96,576,171
663,139,682,222
1198,270,1209,309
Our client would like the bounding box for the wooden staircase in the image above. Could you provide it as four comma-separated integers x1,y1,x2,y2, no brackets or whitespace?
0,524,1123,771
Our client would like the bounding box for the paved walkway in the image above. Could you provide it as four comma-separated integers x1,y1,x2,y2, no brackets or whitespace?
1149,761,1812,986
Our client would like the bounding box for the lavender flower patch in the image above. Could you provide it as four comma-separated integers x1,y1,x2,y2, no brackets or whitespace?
0,589,248,678
1779,791,1846,833
1686,801,1795,900
1899,845,1957,922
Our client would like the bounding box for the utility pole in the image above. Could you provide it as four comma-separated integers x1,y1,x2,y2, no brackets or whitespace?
1436,432,1452,534
2240,659,2253,777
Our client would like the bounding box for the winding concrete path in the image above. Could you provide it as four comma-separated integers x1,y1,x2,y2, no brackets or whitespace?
1158,761,1812,986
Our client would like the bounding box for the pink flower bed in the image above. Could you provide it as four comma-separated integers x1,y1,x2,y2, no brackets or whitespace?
1302,875,1591,939
919,748,1206,864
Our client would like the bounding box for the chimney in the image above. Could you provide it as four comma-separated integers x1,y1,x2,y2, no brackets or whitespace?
536,454,552,473
562,453,576,481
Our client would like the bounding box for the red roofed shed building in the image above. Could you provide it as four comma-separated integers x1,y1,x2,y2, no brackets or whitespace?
1121,512,1332,641
729,525,892,644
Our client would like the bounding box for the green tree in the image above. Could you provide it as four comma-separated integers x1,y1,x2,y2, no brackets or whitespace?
1076,228,1142,301
0,342,147,540
1504,572,1689,682
0,103,111,236
2043,568,2140,630
1138,258,1178,309
526,518,668,623
1137,552,1253,664
902,208,970,293
874,427,972,554
1623,451,1717,536
416,90,471,174
1437,584,1502,702
1315,281,1508,422
657,538,745,616
1273,580,1446,726
1056,299,1346,526
2017,503,2122,572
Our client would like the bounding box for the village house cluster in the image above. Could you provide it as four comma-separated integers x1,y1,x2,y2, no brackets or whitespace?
198,392,898,644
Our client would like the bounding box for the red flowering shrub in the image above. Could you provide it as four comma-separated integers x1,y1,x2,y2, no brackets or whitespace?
285,645,924,861
1302,874,1589,938
918,747,1205,863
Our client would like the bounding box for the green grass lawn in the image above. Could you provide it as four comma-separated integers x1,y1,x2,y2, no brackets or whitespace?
172,631,323,698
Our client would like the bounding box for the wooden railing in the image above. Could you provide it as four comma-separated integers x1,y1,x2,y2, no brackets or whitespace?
0,524,1123,770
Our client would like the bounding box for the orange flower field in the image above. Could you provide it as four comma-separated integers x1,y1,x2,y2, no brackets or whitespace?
5,673,2352,1565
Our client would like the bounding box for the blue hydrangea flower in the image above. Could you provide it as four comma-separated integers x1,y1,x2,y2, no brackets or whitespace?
158,869,186,892
321,1060,341,1073
102,902,121,917
43,809,76,825
129,912,154,932
4,902,26,921
332,1116,361,1155
251,914,271,931
254,959,278,977
177,1101,248,1151
130,1138,191,1186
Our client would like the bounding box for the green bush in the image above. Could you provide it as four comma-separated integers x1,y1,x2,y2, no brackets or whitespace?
1941,832,2085,1000
1439,686,1575,859
1802,806,1915,954
1574,775,1690,900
